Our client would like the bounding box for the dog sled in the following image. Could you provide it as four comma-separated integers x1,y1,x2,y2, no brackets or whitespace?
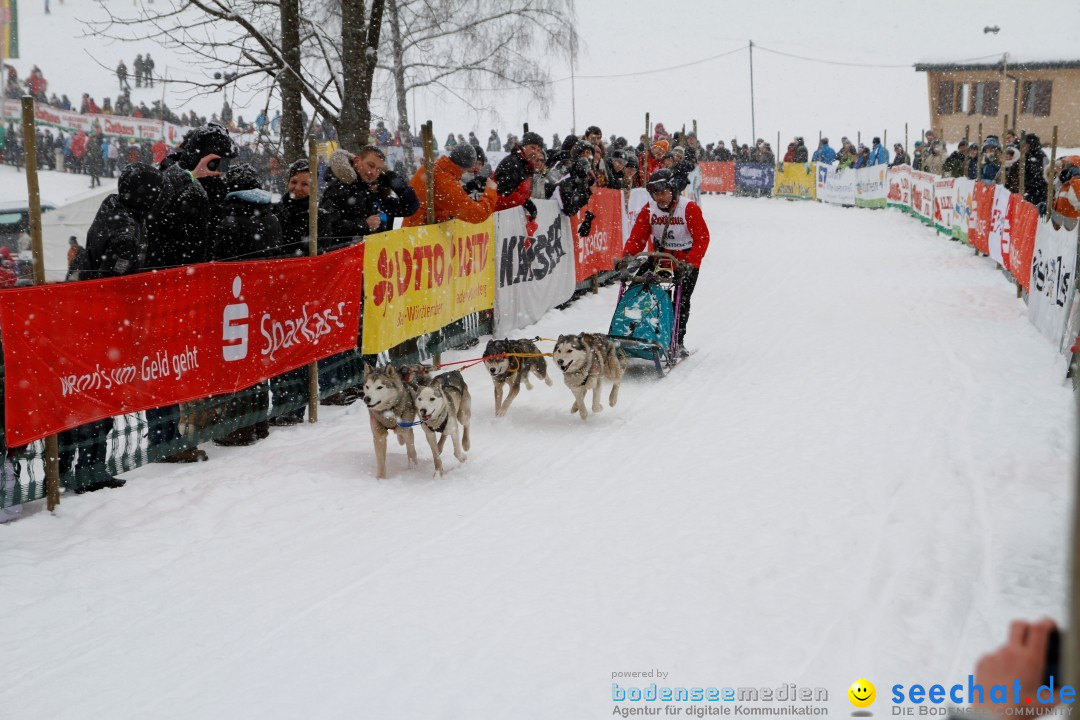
607,252,692,378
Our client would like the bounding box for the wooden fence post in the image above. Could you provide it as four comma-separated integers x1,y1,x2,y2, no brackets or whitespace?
306,137,320,422
421,121,441,366
21,97,59,510
1048,126,1058,219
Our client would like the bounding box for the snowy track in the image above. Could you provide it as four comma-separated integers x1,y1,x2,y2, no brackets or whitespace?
1,196,1075,719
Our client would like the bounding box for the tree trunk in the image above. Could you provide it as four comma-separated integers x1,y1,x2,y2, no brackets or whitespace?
358,0,385,145
339,0,385,151
279,0,304,162
387,0,414,169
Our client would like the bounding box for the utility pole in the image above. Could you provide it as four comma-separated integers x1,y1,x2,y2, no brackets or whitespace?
749,40,757,143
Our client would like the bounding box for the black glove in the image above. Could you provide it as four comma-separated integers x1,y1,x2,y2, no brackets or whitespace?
380,171,410,196
578,210,595,238
523,198,537,223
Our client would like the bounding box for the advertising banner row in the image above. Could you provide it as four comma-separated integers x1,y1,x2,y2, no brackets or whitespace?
879,164,1076,354
1,99,191,144
0,189,632,445
697,161,884,205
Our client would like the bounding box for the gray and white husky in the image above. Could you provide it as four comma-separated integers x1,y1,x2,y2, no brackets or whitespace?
361,364,419,479
551,333,625,421
413,370,472,476
482,338,553,417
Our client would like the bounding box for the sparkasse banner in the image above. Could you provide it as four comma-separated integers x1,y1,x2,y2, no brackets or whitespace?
0,247,365,446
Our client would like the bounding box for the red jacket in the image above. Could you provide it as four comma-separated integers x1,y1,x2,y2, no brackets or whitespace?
152,140,169,164
623,199,710,268
495,179,531,212
70,132,87,159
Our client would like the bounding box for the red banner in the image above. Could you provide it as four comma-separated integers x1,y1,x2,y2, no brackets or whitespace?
0,246,365,446
572,188,625,282
699,162,736,193
1008,195,1040,291
969,181,995,254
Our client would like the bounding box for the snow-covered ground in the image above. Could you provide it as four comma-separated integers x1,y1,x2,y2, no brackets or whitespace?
0,195,1074,719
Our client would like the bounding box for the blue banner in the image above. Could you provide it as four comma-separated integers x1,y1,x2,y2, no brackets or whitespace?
735,163,775,195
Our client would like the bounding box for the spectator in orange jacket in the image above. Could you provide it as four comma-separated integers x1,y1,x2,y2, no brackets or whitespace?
403,143,498,226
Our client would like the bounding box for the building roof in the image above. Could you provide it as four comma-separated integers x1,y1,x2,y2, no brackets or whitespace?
916,60,1080,72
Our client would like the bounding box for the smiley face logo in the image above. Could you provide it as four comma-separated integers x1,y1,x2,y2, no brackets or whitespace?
848,679,876,708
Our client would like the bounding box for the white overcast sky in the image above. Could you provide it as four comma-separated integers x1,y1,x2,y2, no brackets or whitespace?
13,0,1080,151
404,0,1080,148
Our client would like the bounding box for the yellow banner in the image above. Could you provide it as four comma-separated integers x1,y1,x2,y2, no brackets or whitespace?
773,162,817,201
361,216,495,355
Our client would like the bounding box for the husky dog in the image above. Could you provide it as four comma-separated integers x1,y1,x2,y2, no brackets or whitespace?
412,370,472,477
552,333,625,421
398,363,432,385
483,338,553,416
361,364,419,479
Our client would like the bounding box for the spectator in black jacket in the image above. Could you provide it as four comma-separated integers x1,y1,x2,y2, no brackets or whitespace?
147,123,237,270
212,163,280,262
211,164,282,447
268,159,331,425
144,123,237,464
792,137,809,163
59,163,165,492
670,146,695,196
494,131,546,215
943,140,968,178
276,159,331,258
84,163,162,280
1022,134,1049,207
890,143,910,168
966,143,979,180
320,145,420,406
713,140,733,162
321,146,419,251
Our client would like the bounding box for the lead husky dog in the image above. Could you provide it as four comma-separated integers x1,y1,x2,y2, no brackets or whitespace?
552,333,625,421
361,364,419,479
412,370,472,477
482,338,552,417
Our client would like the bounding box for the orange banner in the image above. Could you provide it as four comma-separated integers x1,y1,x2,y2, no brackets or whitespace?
699,162,736,193
572,188,625,282
1008,195,1040,291
969,182,996,255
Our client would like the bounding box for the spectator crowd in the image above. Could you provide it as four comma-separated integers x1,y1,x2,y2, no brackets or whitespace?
0,102,1069,493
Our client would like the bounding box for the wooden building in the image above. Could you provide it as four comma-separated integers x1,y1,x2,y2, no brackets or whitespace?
914,59,1080,146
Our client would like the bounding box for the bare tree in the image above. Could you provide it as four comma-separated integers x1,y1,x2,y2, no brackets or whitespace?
89,0,571,163
379,0,574,163
89,0,386,153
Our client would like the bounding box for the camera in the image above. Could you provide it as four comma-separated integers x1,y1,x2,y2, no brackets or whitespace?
207,156,231,174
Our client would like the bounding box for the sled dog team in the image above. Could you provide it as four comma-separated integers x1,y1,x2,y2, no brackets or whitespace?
361,333,625,478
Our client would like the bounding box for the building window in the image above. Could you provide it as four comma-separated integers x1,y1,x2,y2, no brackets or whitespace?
964,81,1000,116
1021,80,1052,117
983,81,999,116
936,80,955,115
957,83,972,114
